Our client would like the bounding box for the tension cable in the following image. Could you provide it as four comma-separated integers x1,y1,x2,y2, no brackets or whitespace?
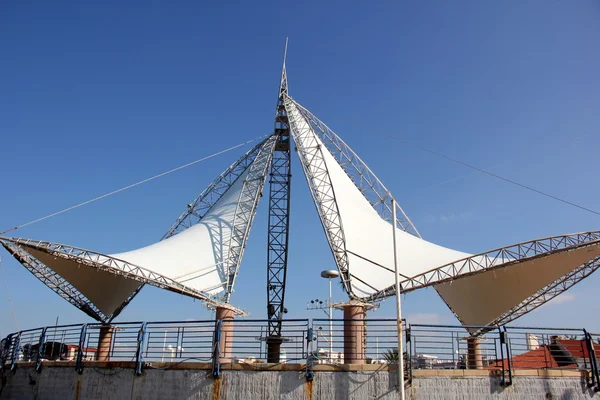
0,134,271,236
334,115,600,217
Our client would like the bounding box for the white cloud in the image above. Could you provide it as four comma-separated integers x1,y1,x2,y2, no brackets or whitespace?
440,211,474,224
422,212,474,225
423,215,437,224
405,313,446,325
545,293,576,306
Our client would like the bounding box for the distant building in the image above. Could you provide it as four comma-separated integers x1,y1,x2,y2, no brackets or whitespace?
308,349,344,364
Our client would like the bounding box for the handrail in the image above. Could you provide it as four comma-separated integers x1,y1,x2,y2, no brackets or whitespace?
0,318,598,384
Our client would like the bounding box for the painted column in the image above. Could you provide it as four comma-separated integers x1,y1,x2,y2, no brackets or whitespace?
216,306,235,363
96,325,114,361
466,337,483,369
343,301,367,364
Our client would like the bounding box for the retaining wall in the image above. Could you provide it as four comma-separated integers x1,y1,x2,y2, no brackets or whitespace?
1,362,598,400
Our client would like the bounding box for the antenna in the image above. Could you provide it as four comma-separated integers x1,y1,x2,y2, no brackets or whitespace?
282,37,288,68
279,38,289,98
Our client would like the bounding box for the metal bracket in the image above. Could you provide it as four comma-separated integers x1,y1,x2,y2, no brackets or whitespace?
75,324,88,374
135,322,147,376
211,320,222,379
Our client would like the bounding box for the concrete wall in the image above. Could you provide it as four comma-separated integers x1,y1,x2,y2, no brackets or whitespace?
0,363,598,400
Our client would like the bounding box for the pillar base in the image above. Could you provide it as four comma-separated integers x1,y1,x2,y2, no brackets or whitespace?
216,306,235,363
335,300,375,365
266,336,284,363
96,325,115,361
467,337,483,369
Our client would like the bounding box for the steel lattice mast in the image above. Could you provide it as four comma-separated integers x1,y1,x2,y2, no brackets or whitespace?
266,40,292,351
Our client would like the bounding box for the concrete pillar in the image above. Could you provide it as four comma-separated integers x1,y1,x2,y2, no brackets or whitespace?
467,337,483,369
96,325,114,361
266,336,284,363
343,302,367,364
216,306,235,363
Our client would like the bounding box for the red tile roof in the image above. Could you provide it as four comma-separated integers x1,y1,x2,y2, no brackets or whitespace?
555,339,590,359
487,346,562,369
487,343,582,370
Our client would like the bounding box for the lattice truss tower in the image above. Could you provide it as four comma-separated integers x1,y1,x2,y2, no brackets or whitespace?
2,51,599,337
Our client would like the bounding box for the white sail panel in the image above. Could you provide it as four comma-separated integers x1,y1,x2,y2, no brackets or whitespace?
435,243,600,328
286,101,471,297
0,166,252,320
18,245,142,317
112,168,251,295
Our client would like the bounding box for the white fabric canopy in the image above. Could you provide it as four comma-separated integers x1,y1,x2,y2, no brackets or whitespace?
0,166,253,319
112,167,251,296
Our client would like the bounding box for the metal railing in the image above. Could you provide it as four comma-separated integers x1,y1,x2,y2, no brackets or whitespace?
143,320,214,363
503,327,587,369
221,319,308,364
0,318,598,390
408,324,502,370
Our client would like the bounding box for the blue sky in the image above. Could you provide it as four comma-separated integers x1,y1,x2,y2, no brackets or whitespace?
1,1,599,336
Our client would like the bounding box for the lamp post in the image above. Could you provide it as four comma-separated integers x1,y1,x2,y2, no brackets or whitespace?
392,199,405,399
320,269,339,363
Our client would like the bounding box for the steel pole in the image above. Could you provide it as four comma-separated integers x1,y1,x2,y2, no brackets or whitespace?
329,278,333,362
392,199,405,399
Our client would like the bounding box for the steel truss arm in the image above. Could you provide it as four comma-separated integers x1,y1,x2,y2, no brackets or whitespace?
283,97,353,295
287,98,420,238
364,230,600,300
223,134,278,301
163,137,271,239
0,237,244,315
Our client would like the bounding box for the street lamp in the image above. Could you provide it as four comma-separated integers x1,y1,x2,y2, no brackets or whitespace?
320,269,339,362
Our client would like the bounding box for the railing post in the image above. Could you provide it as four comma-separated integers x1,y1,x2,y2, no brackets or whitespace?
75,324,88,374
305,326,314,382
583,330,599,391
35,327,48,372
0,334,12,371
135,323,147,376
211,319,222,379
405,325,412,382
499,326,512,386
10,333,21,372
